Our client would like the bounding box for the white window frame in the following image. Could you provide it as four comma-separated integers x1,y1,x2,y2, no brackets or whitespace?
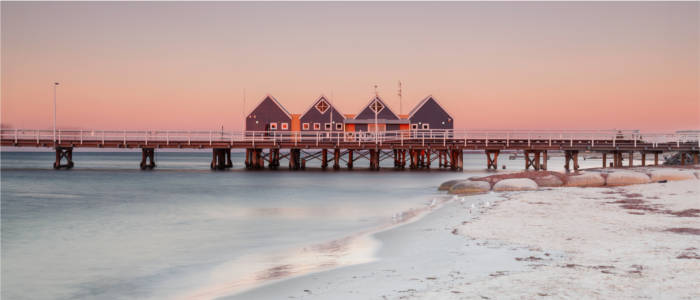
422,123,430,130
336,123,343,130
269,122,278,130
313,123,321,130
411,124,418,130
281,123,289,130
302,123,310,130
324,123,332,130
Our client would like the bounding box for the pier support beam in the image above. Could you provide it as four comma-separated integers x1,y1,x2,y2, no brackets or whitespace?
269,148,280,170
654,152,659,166
289,149,301,170
333,148,340,170
409,149,416,169
451,149,463,171
211,148,232,170
641,152,646,166
369,149,380,170
53,146,74,169
524,150,543,170
485,150,499,170
564,150,579,171
347,150,354,169
679,152,686,166
611,151,624,168
542,150,548,170
694,152,699,165
140,148,156,170
321,149,328,170
628,152,634,167
602,153,607,168
426,149,431,169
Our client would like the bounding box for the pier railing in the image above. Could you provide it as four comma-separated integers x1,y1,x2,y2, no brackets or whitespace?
2,129,699,147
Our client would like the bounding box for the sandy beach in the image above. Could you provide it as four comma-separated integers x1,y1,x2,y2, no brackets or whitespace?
223,168,699,299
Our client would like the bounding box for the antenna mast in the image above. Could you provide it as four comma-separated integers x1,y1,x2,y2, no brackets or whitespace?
243,88,246,131
398,80,402,115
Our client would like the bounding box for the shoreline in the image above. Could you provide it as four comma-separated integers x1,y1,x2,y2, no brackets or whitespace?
221,166,699,299
221,193,550,300
182,194,456,299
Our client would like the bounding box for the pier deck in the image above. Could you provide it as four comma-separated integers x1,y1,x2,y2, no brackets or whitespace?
2,129,698,170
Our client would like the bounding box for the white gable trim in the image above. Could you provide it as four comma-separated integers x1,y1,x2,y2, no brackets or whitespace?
408,95,454,120
247,94,292,119
356,96,400,120
300,95,344,119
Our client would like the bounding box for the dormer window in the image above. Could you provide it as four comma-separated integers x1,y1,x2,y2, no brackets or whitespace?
315,99,330,114
370,99,384,113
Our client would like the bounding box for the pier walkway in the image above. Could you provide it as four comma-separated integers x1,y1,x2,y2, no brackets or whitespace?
2,129,698,170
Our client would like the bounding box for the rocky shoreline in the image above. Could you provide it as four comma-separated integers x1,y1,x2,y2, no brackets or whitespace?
440,166,700,195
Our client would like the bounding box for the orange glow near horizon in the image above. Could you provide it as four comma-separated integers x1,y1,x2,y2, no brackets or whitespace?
2,2,698,132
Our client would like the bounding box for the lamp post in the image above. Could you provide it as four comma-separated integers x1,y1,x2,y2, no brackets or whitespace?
53,82,59,142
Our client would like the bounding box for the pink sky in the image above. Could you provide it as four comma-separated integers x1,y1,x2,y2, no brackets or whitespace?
2,2,698,131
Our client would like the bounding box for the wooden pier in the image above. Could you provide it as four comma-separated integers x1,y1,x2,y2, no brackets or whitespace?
2,129,698,171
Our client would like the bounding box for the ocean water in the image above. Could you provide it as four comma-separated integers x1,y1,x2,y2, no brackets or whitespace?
1,151,604,299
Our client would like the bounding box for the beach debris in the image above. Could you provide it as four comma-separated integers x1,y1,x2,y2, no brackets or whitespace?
448,180,491,195
677,248,700,259
493,178,538,192
605,171,650,186
649,169,697,182
664,227,700,235
565,172,605,187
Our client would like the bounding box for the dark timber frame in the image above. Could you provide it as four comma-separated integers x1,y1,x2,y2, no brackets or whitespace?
53,146,74,169
486,150,500,170
211,148,233,170
564,150,579,171
524,150,547,170
140,148,156,170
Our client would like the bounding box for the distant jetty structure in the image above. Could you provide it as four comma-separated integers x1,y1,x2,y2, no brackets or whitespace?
1,94,698,170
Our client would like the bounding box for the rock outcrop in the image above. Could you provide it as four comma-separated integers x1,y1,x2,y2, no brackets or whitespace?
566,172,605,187
493,178,538,192
605,171,650,186
449,181,491,195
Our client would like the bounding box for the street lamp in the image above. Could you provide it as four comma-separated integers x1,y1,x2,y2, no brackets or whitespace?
53,82,59,142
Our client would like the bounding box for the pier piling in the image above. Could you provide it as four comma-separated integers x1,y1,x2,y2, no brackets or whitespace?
53,146,74,169
140,148,156,170
211,148,232,170
486,150,499,170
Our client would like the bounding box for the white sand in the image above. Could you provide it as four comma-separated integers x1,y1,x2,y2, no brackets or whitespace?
457,179,699,299
221,169,699,299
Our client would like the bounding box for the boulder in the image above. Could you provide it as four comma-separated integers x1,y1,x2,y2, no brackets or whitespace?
534,175,564,187
493,178,538,192
566,172,605,187
438,179,463,191
449,180,491,195
649,169,697,182
606,171,650,186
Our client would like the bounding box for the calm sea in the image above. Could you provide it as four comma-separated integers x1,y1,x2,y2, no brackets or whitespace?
1,151,602,299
